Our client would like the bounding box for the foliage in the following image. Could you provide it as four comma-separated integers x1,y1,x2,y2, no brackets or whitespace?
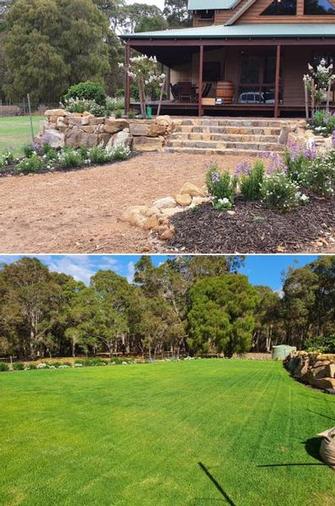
88,146,112,164
0,256,335,361
239,160,265,201
309,110,335,136
284,140,316,184
261,171,309,211
109,145,131,161
12,362,24,370
0,362,9,372
301,153,335,197
305,335,335,354
64,81,106,106
187,275,259,357
57,148,84,169
206,164,238,209
3,0,110,103
16,153,44,174
163,0,191,27
119,54,165,118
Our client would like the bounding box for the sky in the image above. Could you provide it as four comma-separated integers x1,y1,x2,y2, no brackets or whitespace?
0,255,318,291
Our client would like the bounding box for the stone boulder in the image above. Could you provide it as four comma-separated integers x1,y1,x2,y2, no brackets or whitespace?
39,128,65,148
104,118,129,134
65,128,83,148
133,136,164,152
129,122,151,136
44,109,66,118
106,129,131,151
153,197,176,210
175,193,192,207
180,182,205,197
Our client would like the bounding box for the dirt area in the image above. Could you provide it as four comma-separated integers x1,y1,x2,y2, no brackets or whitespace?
169,196,335,254
0,152,253,253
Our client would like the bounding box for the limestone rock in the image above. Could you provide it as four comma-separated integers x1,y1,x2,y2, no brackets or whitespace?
129,122,151,136
120,207,147,228
133,136,164,152
175,193,192,207
160,225,175,241
81,115,94,126
153,196,176,210
180,182,204,197
143,215,160,230
104,118,129,134
41,128,65,148
110,128,131,149
44,109,66,117
65,128,83,148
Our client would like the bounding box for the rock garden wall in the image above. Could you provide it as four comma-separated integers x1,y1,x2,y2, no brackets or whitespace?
285,351,335,393
35,109,175,152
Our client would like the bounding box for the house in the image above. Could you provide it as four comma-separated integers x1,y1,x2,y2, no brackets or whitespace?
120,0,335,117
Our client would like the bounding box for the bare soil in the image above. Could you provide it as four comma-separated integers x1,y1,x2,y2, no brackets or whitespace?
0,152,253,254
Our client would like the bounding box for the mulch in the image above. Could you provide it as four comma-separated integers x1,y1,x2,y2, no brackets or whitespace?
168,195,335,253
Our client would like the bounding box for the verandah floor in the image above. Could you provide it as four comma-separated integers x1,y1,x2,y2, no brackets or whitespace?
131,100,315,117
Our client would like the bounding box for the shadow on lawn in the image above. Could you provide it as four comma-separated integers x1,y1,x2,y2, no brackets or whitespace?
198,462,237,506
257,437,326,468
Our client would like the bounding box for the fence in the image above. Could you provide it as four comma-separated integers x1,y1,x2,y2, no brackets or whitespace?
0,101,59,117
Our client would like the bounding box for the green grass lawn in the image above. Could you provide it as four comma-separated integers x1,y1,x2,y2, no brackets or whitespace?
0,360,334,506
0,116,44,155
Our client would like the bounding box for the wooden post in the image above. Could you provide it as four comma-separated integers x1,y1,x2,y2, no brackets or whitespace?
198,44,204,117
274,45,281,118
27,93,34,143
304,80,309,120
125,42,131,116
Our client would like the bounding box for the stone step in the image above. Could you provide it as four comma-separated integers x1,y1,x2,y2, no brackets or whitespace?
178,118,290,128
166,139,284,152
174,126,282,135
170,132,280,143
164,146,277,157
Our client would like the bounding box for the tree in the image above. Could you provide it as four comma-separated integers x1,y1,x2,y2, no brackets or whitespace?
0,258,63,358
163,0,191,27
4,0,110,103
253,286,282,352
188,275,259,357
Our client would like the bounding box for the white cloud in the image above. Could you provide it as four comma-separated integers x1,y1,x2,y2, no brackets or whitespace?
46,256,96,285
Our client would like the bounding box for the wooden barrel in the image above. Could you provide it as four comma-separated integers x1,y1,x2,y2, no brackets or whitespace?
216,81,234,104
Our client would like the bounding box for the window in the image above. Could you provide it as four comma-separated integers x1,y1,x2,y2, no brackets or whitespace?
198,10,215,19
261,0,296,15
304,0,335,14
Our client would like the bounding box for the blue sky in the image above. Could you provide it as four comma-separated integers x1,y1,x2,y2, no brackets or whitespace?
0,255,318,291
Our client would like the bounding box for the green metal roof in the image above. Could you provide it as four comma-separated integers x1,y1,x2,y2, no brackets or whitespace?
188,0,238,9
121,23,335,39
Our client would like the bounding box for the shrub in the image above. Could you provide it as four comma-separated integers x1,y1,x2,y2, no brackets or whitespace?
13,362,25,371
114,109,123,119
261,171,309,211
88,102,106,117
0,151,16,170
57,148,84,169
43,144,58,161
305,335,335,354
239,160,265,201
26,363,37,370
0,362,9,372
309,110,335,135
64,81,106,106
16,154,44,174
206,164,238,209
302,154,335,197
109,145,131,161
88,146,112,164
23,144,35,158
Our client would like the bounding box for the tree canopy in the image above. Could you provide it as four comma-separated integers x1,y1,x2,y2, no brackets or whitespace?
0,256,334,361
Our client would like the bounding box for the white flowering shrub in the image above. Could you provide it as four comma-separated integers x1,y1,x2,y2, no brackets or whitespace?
304,58,335,118
302,154,335,197
119,55,166,118
261,171,309,211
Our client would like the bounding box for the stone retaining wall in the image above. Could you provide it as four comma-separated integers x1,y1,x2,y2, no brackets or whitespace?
284,351,335,392
35,109,175,152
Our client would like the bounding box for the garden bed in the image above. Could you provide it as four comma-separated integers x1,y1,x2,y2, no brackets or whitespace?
168,194,335,253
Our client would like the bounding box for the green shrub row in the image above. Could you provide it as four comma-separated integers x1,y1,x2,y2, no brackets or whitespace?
0,144,131,176
0,357,135,372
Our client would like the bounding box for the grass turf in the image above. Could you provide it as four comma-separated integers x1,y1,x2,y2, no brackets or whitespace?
0,116,44,155
0,360,334,506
